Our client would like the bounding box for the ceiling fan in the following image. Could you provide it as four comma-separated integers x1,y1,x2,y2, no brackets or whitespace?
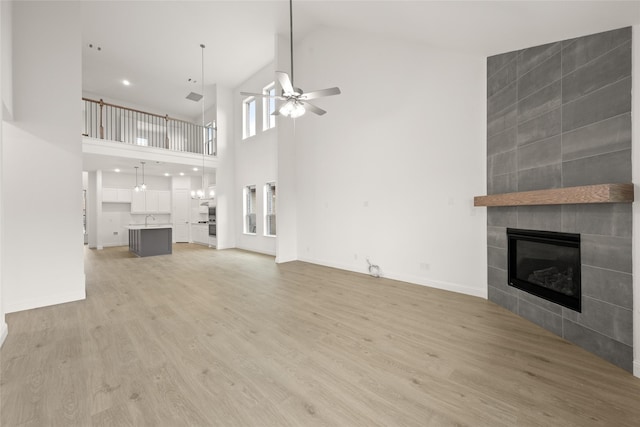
240,0,341,118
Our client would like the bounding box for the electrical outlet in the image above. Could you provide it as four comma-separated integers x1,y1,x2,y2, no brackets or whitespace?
420,262,430,271
354,254,358,260
113,231,118,235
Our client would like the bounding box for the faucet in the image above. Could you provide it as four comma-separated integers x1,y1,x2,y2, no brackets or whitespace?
145,214,155,227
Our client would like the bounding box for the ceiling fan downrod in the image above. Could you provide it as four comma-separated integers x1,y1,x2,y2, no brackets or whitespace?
289,0,294,86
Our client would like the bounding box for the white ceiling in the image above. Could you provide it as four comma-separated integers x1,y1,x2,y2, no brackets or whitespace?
81,0,640,174
82,152,215,179
82,1,640,119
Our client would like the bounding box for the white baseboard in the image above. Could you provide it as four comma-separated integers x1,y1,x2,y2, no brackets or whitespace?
634,360,640,378
0,322,8,348
275,255,297,264
236,245,276,257
5,289,86,314
389,271,488,299
297,256,486,299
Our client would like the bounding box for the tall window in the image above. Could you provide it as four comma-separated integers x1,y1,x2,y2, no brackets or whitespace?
264,182,276,236
244,185,257,234
263,82,276,130
243,97,256,139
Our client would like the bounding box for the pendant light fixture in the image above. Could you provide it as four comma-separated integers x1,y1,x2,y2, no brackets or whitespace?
133,166,140,192
192,43,207,200
140,161,147,191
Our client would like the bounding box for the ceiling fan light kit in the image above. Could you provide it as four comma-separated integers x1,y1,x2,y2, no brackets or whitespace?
279,100,305,118
240,0,340,118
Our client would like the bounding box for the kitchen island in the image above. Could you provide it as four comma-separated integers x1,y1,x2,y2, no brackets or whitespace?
124,225,172,257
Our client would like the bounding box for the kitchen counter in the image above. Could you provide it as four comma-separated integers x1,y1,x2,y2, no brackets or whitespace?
125,225,172,257
124,224,173,230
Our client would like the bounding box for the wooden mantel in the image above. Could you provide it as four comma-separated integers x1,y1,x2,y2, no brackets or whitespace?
474,183,634,207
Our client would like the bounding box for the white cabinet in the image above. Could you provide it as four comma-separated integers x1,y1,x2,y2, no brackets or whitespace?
103,187,132,203
158,191,171,213
117,188,132,202
146,191,159,212
131,191,146,213
191,224,210,246
131,190,171,213
103,188,118,202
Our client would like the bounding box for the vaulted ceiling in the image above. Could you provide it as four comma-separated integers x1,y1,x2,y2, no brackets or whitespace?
82,1,640,120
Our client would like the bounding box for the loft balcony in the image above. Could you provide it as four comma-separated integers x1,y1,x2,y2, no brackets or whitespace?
82,97,216,157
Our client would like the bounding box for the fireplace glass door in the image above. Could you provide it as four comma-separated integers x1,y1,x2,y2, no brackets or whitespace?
507,228,581,312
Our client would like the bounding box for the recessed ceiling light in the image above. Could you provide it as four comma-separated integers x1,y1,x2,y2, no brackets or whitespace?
122,80,131,86
114,168,120,173
193,167,198,171
179,172,185,176
164,173,170,177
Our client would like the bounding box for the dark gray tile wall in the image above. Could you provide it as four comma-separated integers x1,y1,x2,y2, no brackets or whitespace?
486,27,633,372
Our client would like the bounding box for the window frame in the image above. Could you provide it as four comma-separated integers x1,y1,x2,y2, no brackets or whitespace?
242,96,256,139
262,82,276,131
243,185,257,235
264,182,276,237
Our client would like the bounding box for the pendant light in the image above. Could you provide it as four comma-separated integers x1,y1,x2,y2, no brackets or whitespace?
140,161,147,191
133,166,140,192
191,43,207,200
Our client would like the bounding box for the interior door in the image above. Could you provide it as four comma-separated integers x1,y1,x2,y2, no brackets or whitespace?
173,189,190,242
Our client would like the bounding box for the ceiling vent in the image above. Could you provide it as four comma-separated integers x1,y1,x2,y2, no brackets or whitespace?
186,92,203,102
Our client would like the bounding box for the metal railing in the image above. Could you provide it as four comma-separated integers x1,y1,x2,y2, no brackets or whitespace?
82,98,216,156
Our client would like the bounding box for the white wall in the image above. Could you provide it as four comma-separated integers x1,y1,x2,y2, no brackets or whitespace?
1,0,12,120
275,34,298,263
87,171,101,249
2,2,85,312
0,0,7,346
288,27,488,297
234,62,277,256
215,85,236,250
632,24,639,378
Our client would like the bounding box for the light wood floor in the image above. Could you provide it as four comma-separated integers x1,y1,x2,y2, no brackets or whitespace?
1,244,640,426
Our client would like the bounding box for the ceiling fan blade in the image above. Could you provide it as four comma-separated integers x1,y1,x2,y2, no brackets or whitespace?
240,91,285,100
300,87,341,100
276,71,295,95
301,101,326,116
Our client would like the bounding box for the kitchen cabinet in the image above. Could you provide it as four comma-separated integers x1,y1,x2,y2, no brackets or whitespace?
191,224,210,246
131,191,146,213
103,187,132,203
146,191,159,212
158,191,171,213
125,225,172,257
131,190,171,213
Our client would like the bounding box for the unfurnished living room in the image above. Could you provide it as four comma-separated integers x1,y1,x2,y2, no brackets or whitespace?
2,1,640,426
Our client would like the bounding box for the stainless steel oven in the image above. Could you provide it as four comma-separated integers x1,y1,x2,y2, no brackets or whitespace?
208,207,216,236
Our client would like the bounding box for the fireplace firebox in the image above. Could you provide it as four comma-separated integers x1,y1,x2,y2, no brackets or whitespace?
507,228,581,312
